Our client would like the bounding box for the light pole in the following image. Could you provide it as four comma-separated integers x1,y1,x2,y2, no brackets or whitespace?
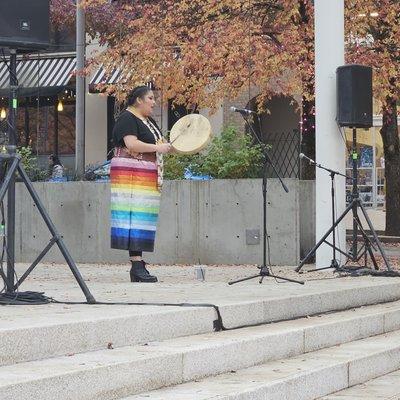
315,0,346,267
75,0,85,177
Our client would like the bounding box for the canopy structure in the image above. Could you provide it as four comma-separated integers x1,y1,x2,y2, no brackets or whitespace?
0,54,76,97
89,66,122,87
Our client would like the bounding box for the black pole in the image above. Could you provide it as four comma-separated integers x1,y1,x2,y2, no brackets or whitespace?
351,128,358,261
6,49,17,293
54,101,59,155
262,162,267,269
329,171,340,269
24,100,30,147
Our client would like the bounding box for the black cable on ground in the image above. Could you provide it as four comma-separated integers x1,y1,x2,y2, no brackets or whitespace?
0,291,51,305
336,267,400,278
0,292,226,331
54,299,226,332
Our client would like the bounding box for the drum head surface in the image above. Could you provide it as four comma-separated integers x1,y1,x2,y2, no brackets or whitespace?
170,114,212,154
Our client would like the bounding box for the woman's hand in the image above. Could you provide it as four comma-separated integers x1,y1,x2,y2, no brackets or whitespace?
156,143,172,154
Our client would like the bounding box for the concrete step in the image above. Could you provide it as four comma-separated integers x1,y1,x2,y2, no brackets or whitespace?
0,304,215,367
2,278,400,366
123,330,400,400
320,369,400,399
2,302,400,400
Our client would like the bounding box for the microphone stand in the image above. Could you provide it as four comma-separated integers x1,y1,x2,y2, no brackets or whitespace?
229,113,304,285
299,157,347,272
296,128,391,274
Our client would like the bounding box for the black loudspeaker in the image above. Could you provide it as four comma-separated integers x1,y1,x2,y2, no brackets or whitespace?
337,65,373,128
0,0,50,50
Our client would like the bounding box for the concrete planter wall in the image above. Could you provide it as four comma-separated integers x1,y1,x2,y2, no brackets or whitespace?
14,179,315,266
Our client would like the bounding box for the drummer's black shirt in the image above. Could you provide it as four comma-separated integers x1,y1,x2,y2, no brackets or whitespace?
112,110,161,148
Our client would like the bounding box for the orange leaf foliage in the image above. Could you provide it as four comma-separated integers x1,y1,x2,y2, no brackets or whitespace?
51,1,399,114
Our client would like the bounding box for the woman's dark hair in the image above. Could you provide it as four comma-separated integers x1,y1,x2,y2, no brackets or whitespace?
49,154,62,166
126,85,152,106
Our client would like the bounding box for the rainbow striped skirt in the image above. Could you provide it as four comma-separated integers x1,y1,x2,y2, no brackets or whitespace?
110,155,161,252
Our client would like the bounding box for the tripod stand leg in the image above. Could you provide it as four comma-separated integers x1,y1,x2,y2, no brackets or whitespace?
267,273,305,285
367,246,379,270
358,201,391,271
228,274,265,285
0,157,19,203
14,237,58,289
228,270,304,285
18,165,96,303
353,215,379,270
296,200,355,272
0,156,19,293
0,262,7,283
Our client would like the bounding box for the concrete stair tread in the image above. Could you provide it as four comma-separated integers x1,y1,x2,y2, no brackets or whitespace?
320,369,400,399
3,279,400,367
122,330,400,400
0,304,215,366
2,302,400,399
2,298,400,367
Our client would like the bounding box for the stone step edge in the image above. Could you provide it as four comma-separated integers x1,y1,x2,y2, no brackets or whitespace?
122,330,400,400
0,305,215,367
3,279,400,367
2,304,400,399
319,369,400,399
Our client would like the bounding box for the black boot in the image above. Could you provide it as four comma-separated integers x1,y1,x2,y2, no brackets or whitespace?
130,261,158,283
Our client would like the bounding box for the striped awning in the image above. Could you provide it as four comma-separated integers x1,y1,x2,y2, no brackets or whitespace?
0,56,76,90
89,66,157,93
89,66,122,86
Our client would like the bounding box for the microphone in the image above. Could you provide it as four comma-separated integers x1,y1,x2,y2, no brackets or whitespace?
299,153,316,164
230,106,255,115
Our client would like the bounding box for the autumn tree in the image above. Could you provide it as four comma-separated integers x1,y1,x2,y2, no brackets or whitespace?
51,0,400,234
51,0,316,173
345,1,400,235
51,1,309,105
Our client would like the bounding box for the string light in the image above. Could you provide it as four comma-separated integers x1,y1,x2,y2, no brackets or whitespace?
0,108,6,119
57,100,64,112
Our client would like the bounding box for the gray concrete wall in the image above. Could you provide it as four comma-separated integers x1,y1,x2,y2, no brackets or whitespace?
14,179,312,266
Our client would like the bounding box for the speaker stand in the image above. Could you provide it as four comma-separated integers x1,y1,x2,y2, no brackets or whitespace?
0,148,95,303
296,128,391,274
0,49,95,304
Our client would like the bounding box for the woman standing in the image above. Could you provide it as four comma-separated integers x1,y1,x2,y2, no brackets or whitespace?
111,86,171,282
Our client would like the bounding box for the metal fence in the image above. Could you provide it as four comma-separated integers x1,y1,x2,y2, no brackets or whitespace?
265,129,301,178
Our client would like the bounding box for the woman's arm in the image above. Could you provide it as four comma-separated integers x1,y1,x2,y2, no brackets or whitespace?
123,135,157,153
123,135,171,154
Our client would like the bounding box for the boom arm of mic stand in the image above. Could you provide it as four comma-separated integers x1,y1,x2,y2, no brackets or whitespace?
243,115,289,193
308,159,347,179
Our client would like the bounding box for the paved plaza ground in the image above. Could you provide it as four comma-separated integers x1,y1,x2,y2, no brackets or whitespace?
2,261,400,399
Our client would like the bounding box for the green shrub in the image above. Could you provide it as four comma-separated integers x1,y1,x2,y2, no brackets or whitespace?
16,146,48,181
163,153,199,180
163,126,266,180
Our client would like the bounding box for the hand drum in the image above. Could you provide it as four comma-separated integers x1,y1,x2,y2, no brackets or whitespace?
170,114,212,155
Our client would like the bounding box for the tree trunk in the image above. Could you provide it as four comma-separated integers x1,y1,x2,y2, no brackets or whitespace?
300,97,315,180
380,98,400,236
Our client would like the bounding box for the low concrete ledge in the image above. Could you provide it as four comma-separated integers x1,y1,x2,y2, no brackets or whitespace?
14,179,314,265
